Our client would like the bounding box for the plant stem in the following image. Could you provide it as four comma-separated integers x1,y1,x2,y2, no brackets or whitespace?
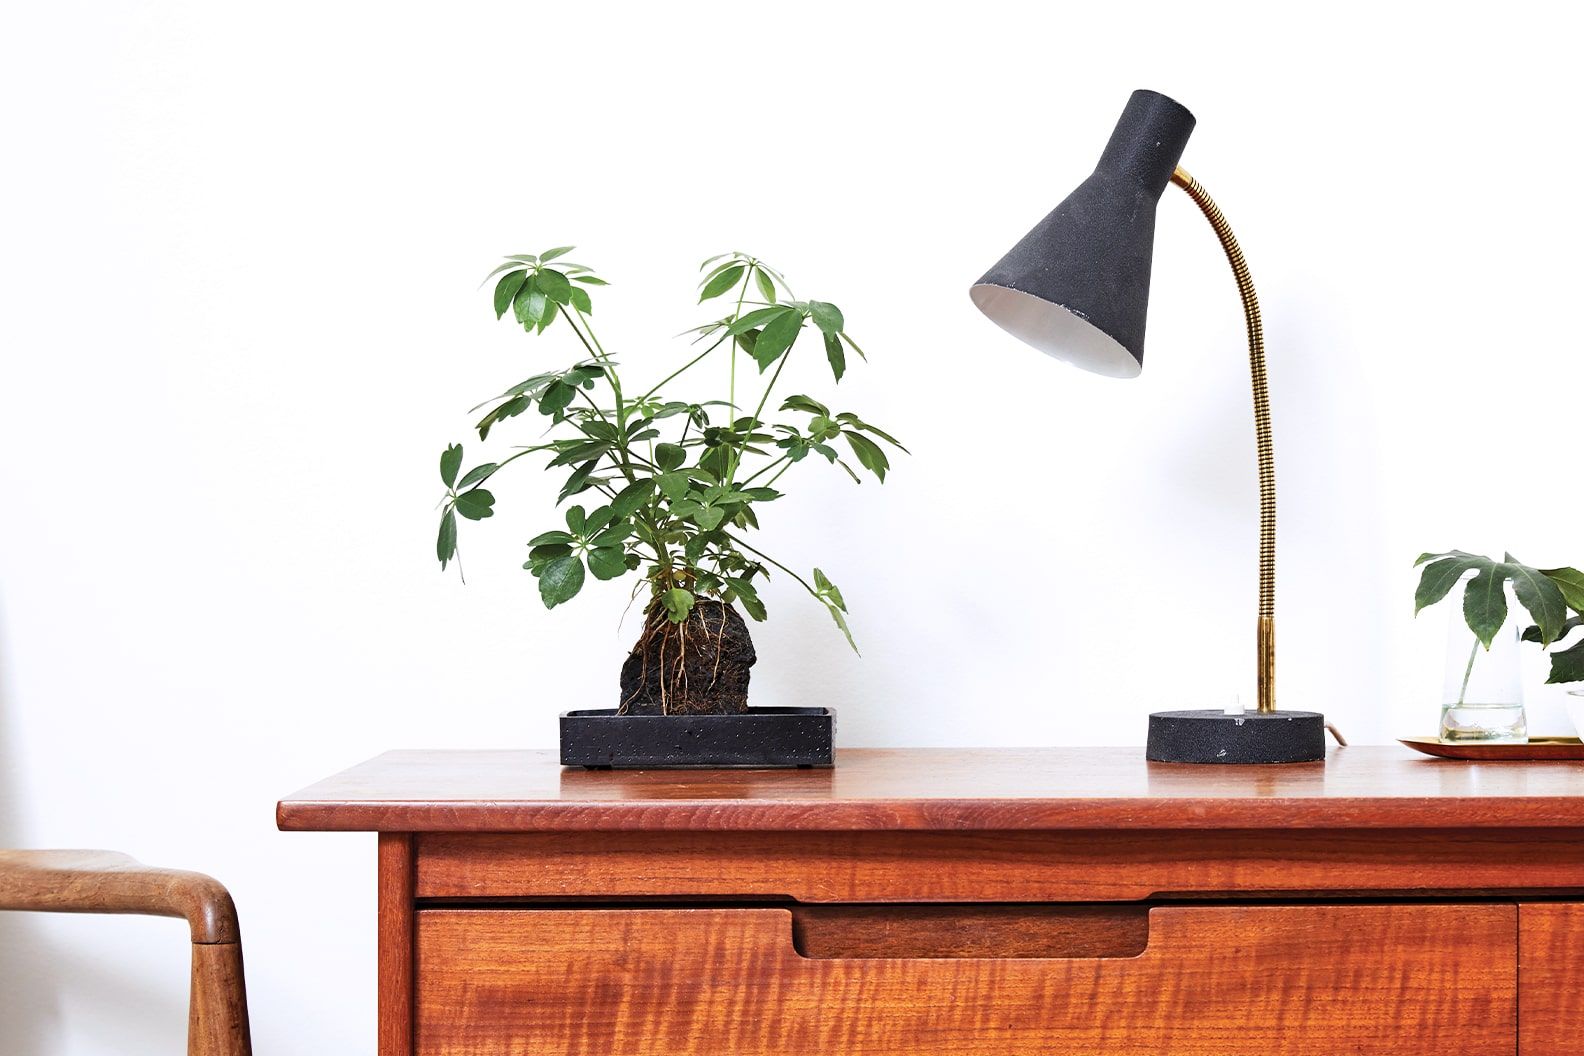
730,342,793,486
564,308,623,420
739,454,791,487
636,331,731,404
724,531,817,597
1458,635,1480,706
763,458,796,488
556,308,675,582
728,263,753,443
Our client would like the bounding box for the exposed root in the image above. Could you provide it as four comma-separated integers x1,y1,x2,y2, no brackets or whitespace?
618,599,756,716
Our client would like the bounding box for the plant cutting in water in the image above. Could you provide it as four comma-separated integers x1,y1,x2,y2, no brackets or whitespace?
432,248,905,715
1414,552,1584,703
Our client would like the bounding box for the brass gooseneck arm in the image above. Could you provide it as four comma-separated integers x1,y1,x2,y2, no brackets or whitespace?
1169,165,1277,714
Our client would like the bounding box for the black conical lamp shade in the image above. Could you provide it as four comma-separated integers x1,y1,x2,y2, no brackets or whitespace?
970,90,1196,378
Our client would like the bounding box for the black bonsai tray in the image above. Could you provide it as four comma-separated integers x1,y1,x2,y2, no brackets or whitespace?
559,706,834,770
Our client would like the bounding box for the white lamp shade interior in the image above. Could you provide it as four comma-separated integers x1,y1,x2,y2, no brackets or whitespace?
969,283,1141,379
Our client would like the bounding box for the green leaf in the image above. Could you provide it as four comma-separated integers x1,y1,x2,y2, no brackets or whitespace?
476,395,530,441
1414,554,1486,614
572,275,609,285
528,530,574,546
657,472,691,501
736,587,767,621
590,522,632,547
587,546,628,581
1543,567,1584,614
564,505,587,534
752,309,803,371
839,332,867,361
754,267,776,302
440,444,463,488
536,268,572,304
1463,564,1508,648
813,567,846,611
780,394,829,416
436,510,457,569
539,380,577,416
513,279,549,328
740,487,781,502
1506,555,1569,646
700,258,744,286
539,245,575,262
694,506,725,531
558,461,599,502
699,265,745,302
843,431,890,482
526,542,572,566
536,301,558,334
808,301,844,334
655,443,687,472
493,271,527,319
835,413,908,450
1548,638,1584,684
1413,550,1567,646
824,331,846,382
726,306,790,336
1524,614,1583,644
547,439,611,467
662,587,695,623
483,259,531,283
537,554,585,608
453,488,495,521
569,285,592,315
610,478,655,518
457,463,497,489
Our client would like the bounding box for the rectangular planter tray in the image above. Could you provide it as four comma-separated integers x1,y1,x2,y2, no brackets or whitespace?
560,706,834,770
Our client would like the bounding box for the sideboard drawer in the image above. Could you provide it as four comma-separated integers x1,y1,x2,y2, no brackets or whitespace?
414,903,1515,1055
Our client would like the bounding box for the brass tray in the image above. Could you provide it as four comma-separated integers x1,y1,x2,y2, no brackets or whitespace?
1399,736,1584,761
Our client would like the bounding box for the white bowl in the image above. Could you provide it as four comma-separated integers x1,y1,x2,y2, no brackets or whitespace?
1568,690,1584,739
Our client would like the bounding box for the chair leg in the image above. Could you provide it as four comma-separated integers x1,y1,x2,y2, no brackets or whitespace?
188,941,252,1056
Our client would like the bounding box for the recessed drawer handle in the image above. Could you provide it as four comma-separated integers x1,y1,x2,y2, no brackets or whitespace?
790,903,1150,960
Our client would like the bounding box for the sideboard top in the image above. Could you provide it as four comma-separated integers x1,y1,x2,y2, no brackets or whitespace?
276,747,1584,833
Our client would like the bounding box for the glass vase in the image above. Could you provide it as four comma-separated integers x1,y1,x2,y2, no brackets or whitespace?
1439,606,1525,743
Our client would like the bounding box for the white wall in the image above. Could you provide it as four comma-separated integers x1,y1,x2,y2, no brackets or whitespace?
2,1,1582,1052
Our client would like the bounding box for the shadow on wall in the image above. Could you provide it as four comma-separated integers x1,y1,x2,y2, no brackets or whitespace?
0,599,65,1051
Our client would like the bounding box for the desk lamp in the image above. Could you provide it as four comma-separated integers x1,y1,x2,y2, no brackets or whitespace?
969,89,1324,764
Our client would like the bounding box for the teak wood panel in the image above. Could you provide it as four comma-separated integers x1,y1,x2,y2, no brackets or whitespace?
415,829,1584,902
789,903,1149,959
1519,903,1584,1056
378,835,415,1056
276,747,1584,832
413,904,1516,1056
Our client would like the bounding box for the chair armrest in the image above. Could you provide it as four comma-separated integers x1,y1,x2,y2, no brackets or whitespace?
0,849,240,944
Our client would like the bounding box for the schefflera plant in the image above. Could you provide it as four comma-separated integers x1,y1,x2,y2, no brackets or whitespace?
434,248,905,716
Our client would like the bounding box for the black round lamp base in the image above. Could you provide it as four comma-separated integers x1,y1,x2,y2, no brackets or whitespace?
1146,709,1326,764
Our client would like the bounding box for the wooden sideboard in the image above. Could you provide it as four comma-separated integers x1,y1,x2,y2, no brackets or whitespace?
278,747,1584,1055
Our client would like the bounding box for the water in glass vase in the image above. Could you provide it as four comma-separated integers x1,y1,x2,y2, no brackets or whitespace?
1439,605,1526,744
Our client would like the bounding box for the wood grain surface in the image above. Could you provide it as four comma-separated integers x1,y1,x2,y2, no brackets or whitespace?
1519,902,1584,1055
413,828,1584,902
789,903,1148,958
0,849,252,1056
378,835,415,1056
277,747,1584,832
413,904,1516,1055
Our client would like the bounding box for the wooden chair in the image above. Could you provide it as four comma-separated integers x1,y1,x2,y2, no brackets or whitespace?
0,850,252,1056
